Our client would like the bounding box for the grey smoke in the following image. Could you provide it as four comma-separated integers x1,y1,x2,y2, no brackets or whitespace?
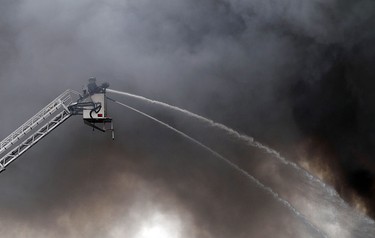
0,0,374,237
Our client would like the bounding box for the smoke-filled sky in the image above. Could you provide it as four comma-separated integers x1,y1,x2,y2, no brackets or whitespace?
1,0,375,237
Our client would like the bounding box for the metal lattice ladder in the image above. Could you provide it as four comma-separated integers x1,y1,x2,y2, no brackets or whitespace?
0,90,79,172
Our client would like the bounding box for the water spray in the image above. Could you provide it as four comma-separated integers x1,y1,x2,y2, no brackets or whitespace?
106,88,375,237
105,89,336,196
107,96,327,238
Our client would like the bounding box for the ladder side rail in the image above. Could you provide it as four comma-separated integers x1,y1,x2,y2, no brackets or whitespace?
1,90,70,145
1,101,64,152
0,90,73,153
0,110,71,171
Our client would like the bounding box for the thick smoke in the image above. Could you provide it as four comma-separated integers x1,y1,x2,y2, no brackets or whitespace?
0,0,374,237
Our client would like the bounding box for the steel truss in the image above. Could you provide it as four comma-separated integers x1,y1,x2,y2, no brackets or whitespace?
0,90,79,172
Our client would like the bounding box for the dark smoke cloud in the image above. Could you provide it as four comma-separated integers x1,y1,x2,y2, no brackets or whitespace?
0,0,375,237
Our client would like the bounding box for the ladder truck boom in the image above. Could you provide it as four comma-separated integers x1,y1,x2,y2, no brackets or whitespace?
0,79,114,173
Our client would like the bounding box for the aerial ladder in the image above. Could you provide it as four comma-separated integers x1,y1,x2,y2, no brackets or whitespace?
0,78,114,173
